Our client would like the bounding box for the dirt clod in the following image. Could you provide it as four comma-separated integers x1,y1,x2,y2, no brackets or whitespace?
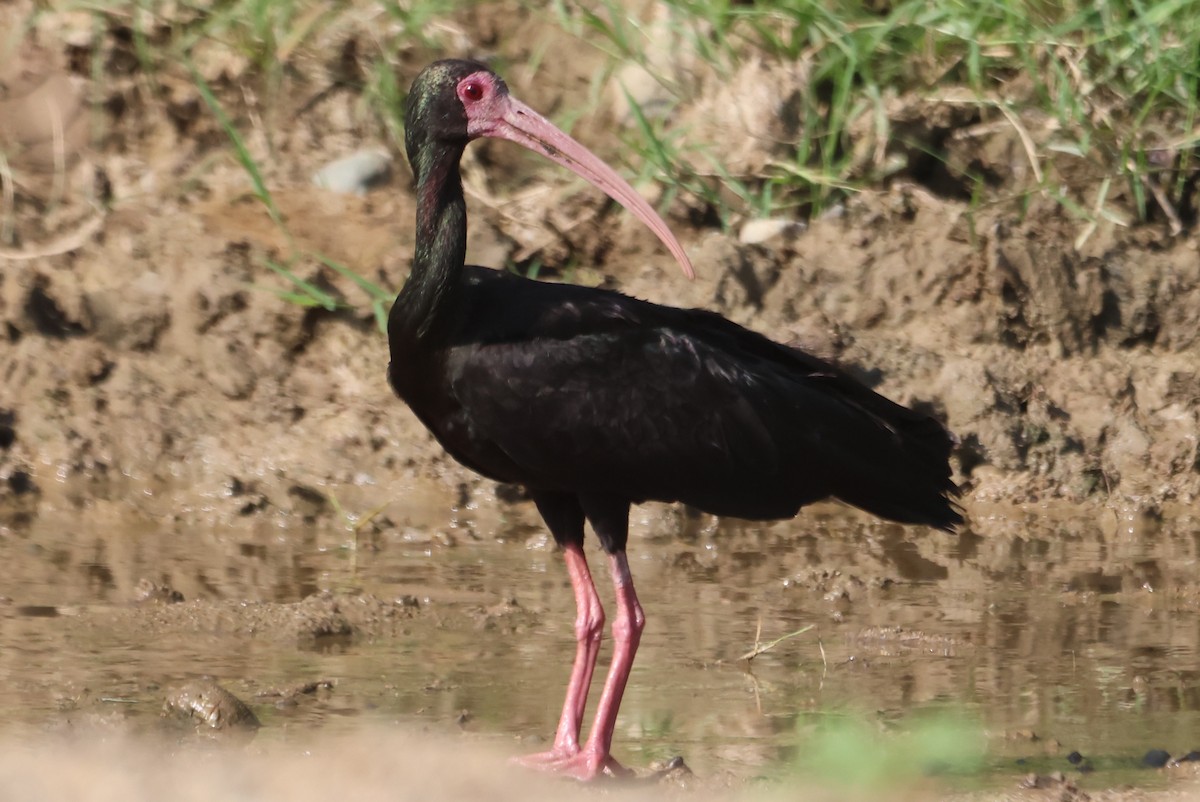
134,578,183,604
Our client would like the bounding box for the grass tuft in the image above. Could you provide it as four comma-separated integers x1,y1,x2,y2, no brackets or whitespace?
565,0,1200,232
190,63,285,230
794,710,987,790
51,0,1200,317
56,0,474,330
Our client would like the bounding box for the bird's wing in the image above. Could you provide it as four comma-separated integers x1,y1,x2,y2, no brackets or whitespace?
445,299,836,512
440,270,958,527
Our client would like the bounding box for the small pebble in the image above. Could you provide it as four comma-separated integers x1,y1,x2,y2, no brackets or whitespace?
1143,749,1171,768
312,149,392,196
738,218,804,245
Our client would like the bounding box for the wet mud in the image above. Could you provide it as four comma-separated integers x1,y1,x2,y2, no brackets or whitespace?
3,1,1200,799
5,489,1200,799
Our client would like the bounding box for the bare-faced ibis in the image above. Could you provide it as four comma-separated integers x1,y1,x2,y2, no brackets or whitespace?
388,60,961,780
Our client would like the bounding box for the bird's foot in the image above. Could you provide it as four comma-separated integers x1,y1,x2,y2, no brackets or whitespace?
511,747,631,781
510,746,576,768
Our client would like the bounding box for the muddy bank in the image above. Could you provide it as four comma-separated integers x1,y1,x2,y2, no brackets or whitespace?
4,186,1198,530
2,2,1199,533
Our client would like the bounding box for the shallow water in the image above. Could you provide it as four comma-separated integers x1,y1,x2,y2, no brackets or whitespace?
2,486,1199,788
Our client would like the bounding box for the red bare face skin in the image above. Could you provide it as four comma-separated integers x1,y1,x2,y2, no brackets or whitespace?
456,71,696,280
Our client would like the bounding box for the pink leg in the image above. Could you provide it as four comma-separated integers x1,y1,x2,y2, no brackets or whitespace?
540,551,645,781
514,542,605,765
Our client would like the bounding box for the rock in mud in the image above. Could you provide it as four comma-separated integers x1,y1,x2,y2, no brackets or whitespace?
738,218,805,246
312,149,392,195
1065,750,1095,773
1142,748,1171,768
649,755,694,787
163,679,261,735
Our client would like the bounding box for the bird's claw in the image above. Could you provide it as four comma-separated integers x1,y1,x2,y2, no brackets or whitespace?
511,748,630,781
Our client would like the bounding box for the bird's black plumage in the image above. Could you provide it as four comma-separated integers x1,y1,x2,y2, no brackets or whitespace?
391,265,961,553
388,60,960,555
387,59,961,779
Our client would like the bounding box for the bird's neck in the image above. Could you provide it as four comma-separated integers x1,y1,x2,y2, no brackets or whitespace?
389,142,468,351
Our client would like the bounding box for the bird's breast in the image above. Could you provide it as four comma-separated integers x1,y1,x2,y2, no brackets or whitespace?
388,347,530,486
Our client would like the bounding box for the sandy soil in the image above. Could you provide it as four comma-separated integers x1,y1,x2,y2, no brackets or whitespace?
3,727,1200,802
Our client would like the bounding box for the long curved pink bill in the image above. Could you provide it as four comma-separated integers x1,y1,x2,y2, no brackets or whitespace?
478,95,695,280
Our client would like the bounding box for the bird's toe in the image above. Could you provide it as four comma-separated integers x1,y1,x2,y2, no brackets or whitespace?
511,747,629,782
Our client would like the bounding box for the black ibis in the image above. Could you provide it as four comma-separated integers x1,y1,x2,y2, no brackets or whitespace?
388,60,961,780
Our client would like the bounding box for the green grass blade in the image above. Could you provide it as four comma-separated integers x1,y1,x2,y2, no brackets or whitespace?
372,299,389,334
314,252,394,303
189,61,285,230
264,259,339,311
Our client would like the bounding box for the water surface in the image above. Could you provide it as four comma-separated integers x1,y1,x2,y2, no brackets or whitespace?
2,488,1198,785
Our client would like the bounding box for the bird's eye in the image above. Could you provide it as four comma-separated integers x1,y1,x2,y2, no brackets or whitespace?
462,82,484,102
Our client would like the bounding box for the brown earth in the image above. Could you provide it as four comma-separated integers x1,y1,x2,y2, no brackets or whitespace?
2,3,1198,534
3,3,1200,797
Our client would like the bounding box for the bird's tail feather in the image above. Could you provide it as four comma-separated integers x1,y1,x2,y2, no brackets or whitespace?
822,393,962,532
